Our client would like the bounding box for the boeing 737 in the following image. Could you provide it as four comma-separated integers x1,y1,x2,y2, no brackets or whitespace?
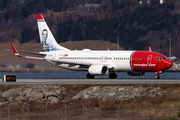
10,14,173,79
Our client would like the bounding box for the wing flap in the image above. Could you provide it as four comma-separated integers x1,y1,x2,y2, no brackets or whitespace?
48,59,91,66
17,50,46,56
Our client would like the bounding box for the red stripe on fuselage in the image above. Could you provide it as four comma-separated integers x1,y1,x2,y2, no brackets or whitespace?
131,51,172,72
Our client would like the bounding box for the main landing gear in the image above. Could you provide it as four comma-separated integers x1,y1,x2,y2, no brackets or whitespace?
87,73,95,79
86,73,117,79
155,74,160,79
109,72,117,79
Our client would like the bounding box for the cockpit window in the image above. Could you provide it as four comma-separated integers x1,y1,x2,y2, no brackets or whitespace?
157,57,167,60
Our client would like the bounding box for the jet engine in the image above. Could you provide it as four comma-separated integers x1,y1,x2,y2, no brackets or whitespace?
88,65,109,75
127,72,145,76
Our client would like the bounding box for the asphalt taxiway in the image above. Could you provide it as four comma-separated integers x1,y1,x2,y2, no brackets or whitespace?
1,79,180,84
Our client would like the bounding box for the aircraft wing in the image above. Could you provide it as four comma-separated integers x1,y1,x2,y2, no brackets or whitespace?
10,43,91,66
16,50,46,56
10,43,46,56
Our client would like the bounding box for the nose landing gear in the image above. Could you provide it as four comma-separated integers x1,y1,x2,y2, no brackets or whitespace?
155,71,162,79
155,74,160,79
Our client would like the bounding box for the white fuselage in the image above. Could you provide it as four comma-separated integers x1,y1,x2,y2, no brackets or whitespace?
43,50,135,72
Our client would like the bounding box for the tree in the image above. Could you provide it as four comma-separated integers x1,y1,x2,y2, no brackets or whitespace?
20,26,38,43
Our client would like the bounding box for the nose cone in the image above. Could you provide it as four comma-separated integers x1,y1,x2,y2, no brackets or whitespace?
164,60,173,69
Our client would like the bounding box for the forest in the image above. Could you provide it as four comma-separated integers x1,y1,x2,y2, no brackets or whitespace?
0,0,180,52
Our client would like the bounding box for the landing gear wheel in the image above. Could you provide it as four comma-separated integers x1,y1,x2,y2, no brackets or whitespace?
155,74,160,79
87,73,95,79
109,73,117,79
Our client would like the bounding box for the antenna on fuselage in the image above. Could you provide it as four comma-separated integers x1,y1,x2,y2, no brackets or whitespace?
148,46,152,52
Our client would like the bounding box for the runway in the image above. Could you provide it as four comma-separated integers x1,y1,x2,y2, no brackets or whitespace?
1,79,180,84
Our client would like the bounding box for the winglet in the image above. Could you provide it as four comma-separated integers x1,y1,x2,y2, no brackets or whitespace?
148,46,152,52
10,43,20,56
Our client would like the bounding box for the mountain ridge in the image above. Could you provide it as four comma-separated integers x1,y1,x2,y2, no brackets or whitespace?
0,0,180,57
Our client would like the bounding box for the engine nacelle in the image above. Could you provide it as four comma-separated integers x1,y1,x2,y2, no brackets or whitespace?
88,65,109,75
127,72,145,76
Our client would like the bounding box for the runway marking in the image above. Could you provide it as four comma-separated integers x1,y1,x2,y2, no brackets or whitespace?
0,79,180,84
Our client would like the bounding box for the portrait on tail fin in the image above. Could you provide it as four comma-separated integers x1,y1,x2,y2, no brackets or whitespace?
41,29,50,52
37,14,70,52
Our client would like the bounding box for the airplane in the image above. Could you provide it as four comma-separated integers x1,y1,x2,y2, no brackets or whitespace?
10,14,173,79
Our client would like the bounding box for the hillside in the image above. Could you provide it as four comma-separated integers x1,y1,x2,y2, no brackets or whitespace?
0,0,180,57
